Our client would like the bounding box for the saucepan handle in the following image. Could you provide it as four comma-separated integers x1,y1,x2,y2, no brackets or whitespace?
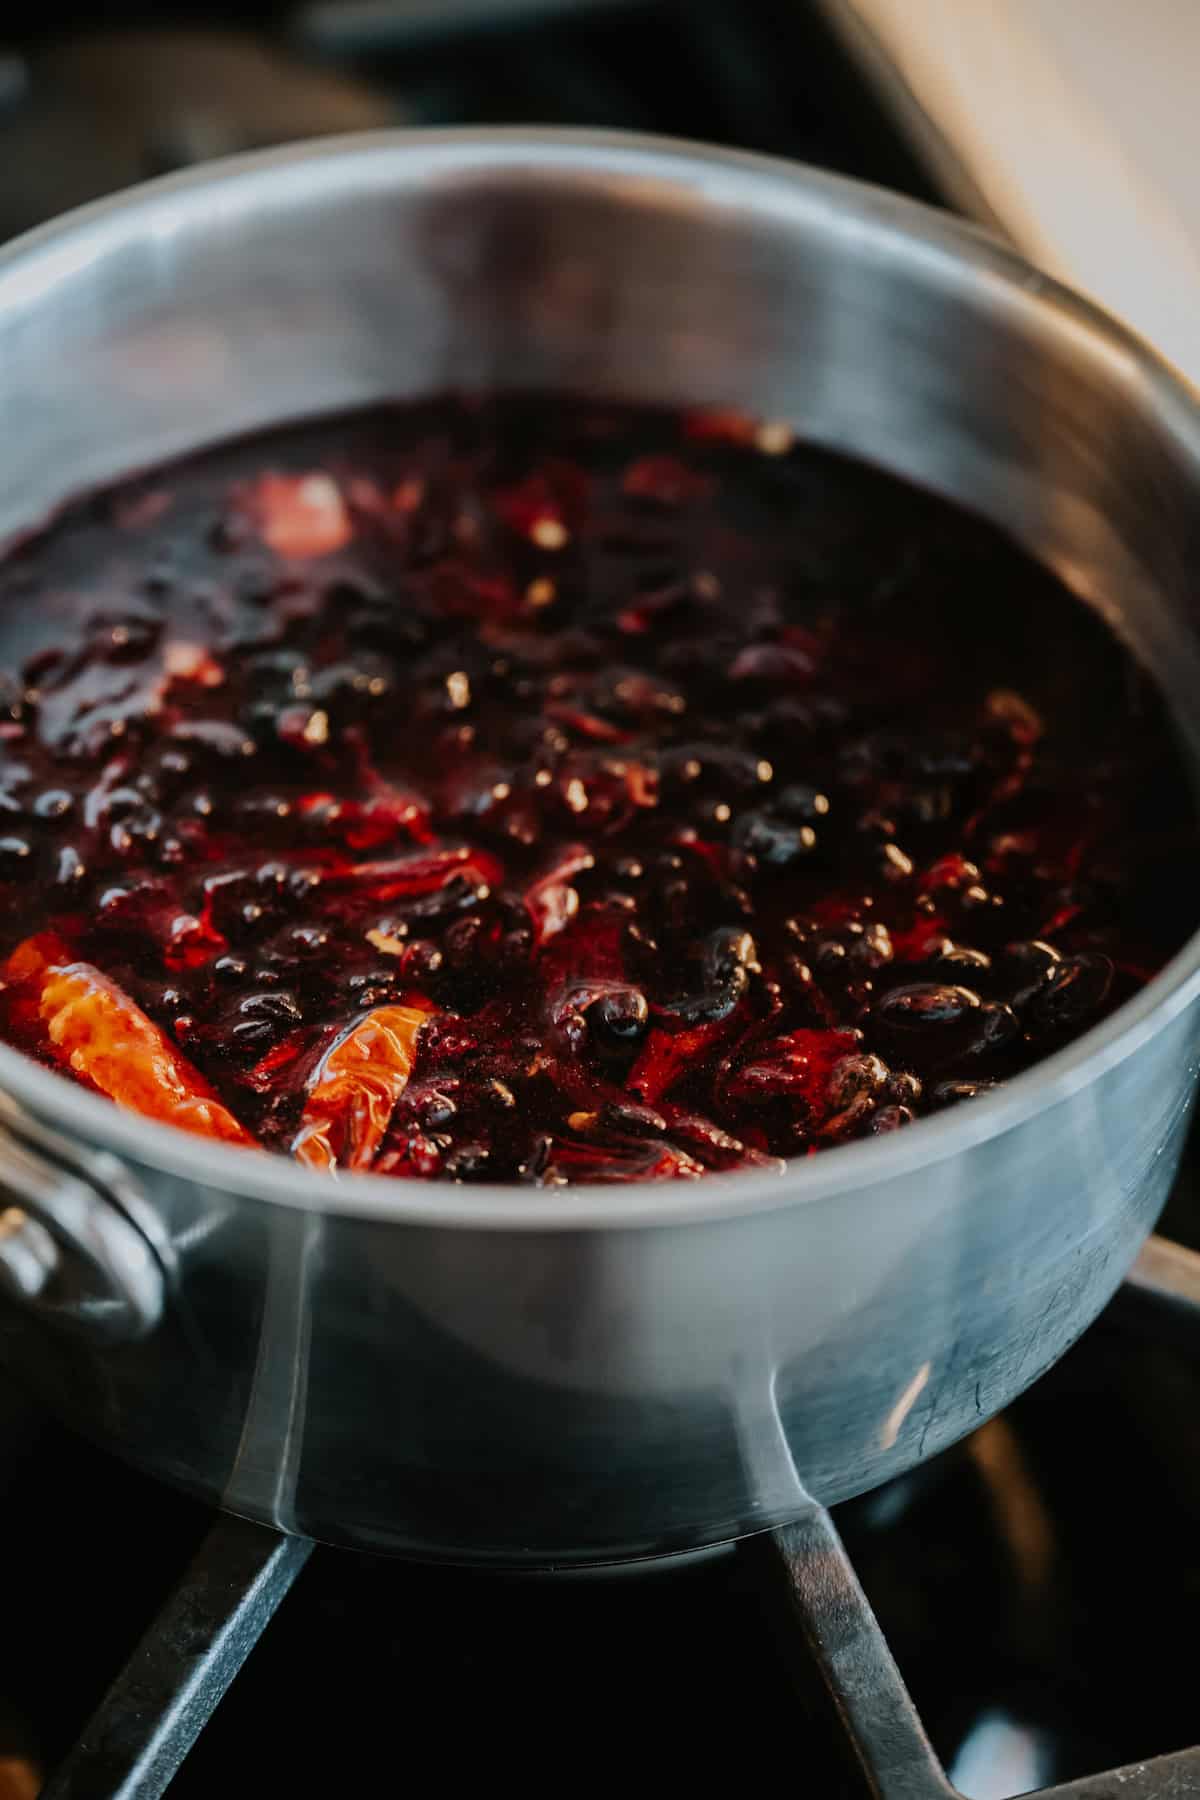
0,1095,162,1343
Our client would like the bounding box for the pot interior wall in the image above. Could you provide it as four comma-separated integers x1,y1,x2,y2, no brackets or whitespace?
2,137,1200,754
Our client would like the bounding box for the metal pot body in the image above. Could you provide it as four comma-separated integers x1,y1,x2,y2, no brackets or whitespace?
1,132,1199,1563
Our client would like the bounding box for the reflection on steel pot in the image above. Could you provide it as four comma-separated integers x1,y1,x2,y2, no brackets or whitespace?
1,130,1200,1563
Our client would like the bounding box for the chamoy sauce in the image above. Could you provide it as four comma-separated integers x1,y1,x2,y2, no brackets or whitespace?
0,397,1195,1184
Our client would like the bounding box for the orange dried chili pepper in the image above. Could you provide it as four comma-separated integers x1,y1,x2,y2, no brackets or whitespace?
246,472,353,560
3,934,255,1146
292,1001,436,1173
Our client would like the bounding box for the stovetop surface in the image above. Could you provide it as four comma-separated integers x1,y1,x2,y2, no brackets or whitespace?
0,6,1197,1798
4,1221,1199,1800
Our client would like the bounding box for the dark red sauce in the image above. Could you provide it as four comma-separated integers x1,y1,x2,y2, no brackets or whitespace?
0,396,1196,1183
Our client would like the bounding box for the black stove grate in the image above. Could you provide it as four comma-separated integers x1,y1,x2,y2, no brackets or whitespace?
40,1526,311,1800
33,1237,1200,1800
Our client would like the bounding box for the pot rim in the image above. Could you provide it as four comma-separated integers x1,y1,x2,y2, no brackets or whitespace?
3,124,1200,1231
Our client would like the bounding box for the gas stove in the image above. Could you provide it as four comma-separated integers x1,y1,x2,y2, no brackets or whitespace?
5,1230,1199,1800
0,6,1198,1799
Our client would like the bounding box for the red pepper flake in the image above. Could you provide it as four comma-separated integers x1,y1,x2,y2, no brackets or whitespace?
325,845,504,901
539,1137,706,1183
1040,899,1084,936
890,918,949,961
621,455,714,506
921,854,981,892
524,844,596,946
683,408,758,446
544,703,628,744
492,472,581,547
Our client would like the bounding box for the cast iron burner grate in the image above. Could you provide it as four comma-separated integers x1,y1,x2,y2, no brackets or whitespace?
33,1235,1200,1800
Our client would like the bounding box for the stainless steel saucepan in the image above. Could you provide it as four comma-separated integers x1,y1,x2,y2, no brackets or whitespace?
1,129,1200,1564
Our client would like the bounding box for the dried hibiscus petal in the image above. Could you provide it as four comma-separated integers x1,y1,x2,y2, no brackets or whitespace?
621,455,713,506
325,845,503,902
657,1104,785,1173
524,844,595,946
725,1029,860,1125
539,1136,706,1184
627,1012,744,1106
297,787,430,852
682,408,758,446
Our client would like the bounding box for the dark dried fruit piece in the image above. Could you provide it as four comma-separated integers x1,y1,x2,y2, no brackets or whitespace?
869,983,1018,1071
1027,953,1114,1036
592,988,650,1043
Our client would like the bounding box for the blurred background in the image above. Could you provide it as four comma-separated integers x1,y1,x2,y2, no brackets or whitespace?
0,1,942,244
5,1,1195,364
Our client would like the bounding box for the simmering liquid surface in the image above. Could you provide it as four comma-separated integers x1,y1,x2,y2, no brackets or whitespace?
0,397,1196,1182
